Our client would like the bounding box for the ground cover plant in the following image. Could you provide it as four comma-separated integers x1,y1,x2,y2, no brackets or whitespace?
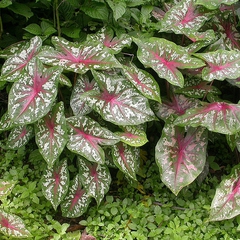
0,0,240,238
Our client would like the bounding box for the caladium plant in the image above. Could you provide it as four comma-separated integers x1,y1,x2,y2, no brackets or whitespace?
1,1,240,234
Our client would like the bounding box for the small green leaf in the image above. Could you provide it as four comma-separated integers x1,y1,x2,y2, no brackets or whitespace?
23,24,42,36
81,2,109,20
106,0,126,21
0,0,12,8
8,2,33,19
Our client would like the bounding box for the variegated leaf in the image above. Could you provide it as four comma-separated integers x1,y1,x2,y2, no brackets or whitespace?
38,36,121,74
115,125,148,147
59,74,72,87
0,210,32,238
122,64,161,103
194,50,240,81
155,123,208,195
86,70,156,125
159,0,210,36
153,94,200,121
88,27,132,54
134,37,205,87
35,102,68,167
61,175,91,218
0,112,15,131
196,0,238,10
227,77,240,88
174,102,240,134
67,116,119,164
8,59,61,125
41,159,69,210
0,36,42,82
112,142,140,181
0,180,16,199
78,156,111,205
175,78,221,98
209,164,240,221
0,41,26,59
6,125,33,150
70,75,99,116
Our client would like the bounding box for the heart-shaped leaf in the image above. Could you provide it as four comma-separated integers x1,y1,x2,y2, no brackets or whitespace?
35,102,68,167
0,36,42,82
70,75,99,116
8,59,61,124
112,142,140,181
134,37,205,87
115,125,148,147
61,175,91,218
86,70,156,125
88,27,132,54
0,41,26,59
159,0,210,37
0,112,15,131
122,63,161,103
78,156,111,205
174,102,240,134
6,125,33,150
209,164,240,221
0,210,32,238
174,78,221,98
67,116,119,164
194,50,240,81
38,36,121,74
0,180,16,199
153,94,200,121
155,123,208,195
196,0,238,10
41,159,69,210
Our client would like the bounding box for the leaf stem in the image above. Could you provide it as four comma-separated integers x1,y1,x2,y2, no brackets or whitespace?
55,0,61,37
0,11,3,39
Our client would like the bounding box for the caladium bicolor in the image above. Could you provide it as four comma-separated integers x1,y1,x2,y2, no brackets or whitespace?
6,125,33,150
159,0,210,39
122,63,161,103
0,113,15,131
78,156,111,205
67,116,119,164
87,27,132,54
0,36,42,82
174,78,221,98
8,59,61,125
61,175,91,218
153,94,200,121
174,102,240,134
41,159,69,210
194,50,240,81
35,102,68,167
38,36,121,74
155,123,208,195
115,125,148,147
209,164,240,221
0,210,32,238
112,142,140,181
85,70,156,125
0,180,16,199
70,75,99,116
0,41,26,59
196,0,238,10
134,37,205,87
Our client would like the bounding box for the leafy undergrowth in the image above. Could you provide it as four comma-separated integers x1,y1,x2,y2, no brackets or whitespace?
0,145,240,239
81,155,240,240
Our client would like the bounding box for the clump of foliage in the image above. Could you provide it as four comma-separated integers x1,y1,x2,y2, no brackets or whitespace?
0,0,240,238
